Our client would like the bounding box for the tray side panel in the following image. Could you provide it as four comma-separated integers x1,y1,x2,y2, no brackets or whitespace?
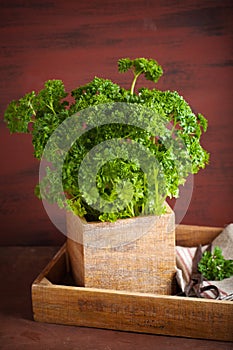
175,225,222,246
32,284,233,342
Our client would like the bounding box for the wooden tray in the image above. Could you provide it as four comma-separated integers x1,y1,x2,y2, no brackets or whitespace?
31,225,233,342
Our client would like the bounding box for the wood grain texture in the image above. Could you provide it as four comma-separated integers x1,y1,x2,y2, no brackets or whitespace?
175,224,223,246
66,204,176,294
0,0,232,245
32,225,233,342
1,247,231,349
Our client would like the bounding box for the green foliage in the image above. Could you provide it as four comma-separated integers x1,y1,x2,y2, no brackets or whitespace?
198,246,233,281
4,91,36,133
4,57,209,222
118,58,163,94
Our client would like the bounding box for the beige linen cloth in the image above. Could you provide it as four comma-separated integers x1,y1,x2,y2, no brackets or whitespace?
176,224,233,300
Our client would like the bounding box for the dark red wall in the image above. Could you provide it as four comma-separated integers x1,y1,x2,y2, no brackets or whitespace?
0,0,232,245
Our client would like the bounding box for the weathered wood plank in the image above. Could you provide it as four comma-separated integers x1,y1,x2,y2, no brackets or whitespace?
176,224,223,246
32,283,233,341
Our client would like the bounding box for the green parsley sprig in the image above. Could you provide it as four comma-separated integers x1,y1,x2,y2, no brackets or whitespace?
198,246,233,281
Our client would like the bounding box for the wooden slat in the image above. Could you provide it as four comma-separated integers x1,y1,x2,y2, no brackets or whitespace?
33,244,67,285
176,224,223,247
32,280,233,342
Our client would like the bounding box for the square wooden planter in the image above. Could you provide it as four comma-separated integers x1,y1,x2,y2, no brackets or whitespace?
31,225,233,342
66,203,176,295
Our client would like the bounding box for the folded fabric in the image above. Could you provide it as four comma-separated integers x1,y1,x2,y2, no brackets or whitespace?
176,223,233,300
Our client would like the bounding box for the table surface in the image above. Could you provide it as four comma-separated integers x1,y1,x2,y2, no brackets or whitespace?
0,246,232,350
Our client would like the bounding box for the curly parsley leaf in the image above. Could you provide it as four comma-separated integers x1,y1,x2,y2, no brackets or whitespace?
198,246,233,281
4,91,36,133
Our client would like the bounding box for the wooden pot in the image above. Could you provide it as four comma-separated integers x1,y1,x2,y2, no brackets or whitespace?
66,203,176,295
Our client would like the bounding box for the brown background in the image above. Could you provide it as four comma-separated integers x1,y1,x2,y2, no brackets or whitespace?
0,0,232,246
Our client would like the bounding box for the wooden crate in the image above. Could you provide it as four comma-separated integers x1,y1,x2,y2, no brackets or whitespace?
31,225,233,342
66,204,176,295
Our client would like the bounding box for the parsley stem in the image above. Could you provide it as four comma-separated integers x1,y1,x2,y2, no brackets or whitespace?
47,102,56,115
127,202,135,216
28,101,36,116
130,70,143,95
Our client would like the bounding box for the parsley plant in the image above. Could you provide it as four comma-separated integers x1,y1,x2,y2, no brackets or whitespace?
4,58,209,222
